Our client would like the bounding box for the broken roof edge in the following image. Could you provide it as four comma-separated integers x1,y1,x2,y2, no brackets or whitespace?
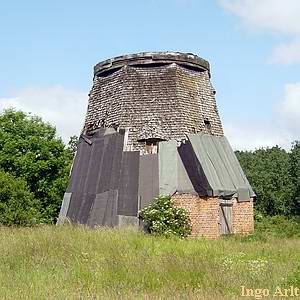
94,51,210,77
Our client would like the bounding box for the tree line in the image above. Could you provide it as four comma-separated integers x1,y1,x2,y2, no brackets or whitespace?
0,109,299,225
236,143,299,218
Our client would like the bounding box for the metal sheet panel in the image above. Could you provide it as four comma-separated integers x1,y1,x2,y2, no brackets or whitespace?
237,187,251,201
178,142,211,196
202,134,236,195
57,192,72,224
66,192,83,222
159,140,196,195
187,133,254,200
64,131,125,225
158,140,178,196
84,139,105,194
188,134,224,195
108,134,124,190
66,141,93,193
87,190,118,226
118,151,140,216
95,133,124,194
138,154,159,209
77,193,95,224
219,137,255,199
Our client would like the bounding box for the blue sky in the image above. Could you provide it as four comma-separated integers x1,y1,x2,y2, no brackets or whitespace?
1,0,299,150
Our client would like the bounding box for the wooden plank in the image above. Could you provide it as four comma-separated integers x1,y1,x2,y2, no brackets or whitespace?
220,204,232,234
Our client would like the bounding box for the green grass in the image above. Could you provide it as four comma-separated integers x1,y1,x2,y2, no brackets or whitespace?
0,225,299,299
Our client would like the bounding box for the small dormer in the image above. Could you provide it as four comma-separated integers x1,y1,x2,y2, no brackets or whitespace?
138,137,166,154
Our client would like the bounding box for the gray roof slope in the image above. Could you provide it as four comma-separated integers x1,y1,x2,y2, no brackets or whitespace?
187,133,255,200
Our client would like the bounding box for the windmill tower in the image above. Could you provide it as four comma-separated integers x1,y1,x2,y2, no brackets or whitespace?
58,52,255,238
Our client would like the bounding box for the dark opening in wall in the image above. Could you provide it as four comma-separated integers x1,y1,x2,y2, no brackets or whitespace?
138,138,166,154
178,63,206,73
204,119,212,133
97,67,122,78
131,63,170,68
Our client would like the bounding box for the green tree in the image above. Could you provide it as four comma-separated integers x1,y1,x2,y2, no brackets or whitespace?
290,141,300,215
0,109,73,222
0,170,42,225
236,146,296,216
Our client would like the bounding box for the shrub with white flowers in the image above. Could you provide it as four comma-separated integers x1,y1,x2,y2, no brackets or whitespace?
139,196,192,238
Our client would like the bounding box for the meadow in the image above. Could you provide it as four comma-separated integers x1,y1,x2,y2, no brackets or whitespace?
0,224,299,299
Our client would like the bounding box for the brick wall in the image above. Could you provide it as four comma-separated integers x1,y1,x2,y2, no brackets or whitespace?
232,198,254,234
172,194,254,238
172,194,220,239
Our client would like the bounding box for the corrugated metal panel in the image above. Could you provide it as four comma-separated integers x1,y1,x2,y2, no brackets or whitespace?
57,192,72,224
188,134,224,195
138,154,159,209
187,133,254,200
219,137,255,199
118,151,140,216
203,134,236,195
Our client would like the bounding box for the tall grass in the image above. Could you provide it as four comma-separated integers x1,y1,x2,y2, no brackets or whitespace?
0,225,299,299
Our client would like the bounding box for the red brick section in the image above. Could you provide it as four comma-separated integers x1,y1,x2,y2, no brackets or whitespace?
172,194,220,239
172,194,254,239
232,198,254,234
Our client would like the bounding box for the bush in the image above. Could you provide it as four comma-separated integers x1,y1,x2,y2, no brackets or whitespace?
139,196,192,237
254,215,300,238
0,170,42,226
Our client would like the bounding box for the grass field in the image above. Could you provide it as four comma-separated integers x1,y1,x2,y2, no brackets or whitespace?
0,225,299,299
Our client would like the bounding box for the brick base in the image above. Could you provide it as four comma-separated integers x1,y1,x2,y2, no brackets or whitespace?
232,198,254,234
172,193,254,239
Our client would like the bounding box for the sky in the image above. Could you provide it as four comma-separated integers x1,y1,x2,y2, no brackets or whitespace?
0,0,299,150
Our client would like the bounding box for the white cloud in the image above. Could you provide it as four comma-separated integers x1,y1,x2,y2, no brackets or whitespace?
1,83,299,151
279,83,300,131
224,82,300,151
270,40,300,64
220,0,300,35
0,86,87,143
220,0,300,65
224,121,294,151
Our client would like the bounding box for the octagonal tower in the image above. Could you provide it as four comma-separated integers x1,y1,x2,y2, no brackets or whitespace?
59,52,255,238
83,52,223,151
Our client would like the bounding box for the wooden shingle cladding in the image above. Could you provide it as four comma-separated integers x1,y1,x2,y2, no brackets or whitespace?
84,52,223,151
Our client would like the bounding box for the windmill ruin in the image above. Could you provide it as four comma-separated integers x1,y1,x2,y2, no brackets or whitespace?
58,52,255,238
